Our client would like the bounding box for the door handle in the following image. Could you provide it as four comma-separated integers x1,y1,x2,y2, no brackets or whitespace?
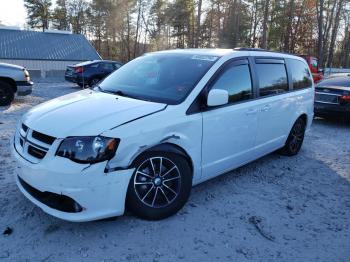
261,104,271,112
246,109,258,115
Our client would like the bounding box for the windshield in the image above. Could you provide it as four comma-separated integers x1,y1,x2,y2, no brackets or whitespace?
98,53,219,104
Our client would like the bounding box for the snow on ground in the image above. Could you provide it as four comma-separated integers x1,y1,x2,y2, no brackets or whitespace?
0,82,349,262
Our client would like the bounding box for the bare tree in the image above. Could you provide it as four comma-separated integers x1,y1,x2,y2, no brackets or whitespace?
316,0,324,67
327,0,345,67
261,0,270,49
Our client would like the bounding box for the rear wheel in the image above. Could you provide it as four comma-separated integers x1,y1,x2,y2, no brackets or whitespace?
279,117,306,156
126,152,192,220
89,78,100,87
0,80,15,106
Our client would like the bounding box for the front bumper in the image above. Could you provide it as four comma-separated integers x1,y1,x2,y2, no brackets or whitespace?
12,142,134,222
16,81,33,96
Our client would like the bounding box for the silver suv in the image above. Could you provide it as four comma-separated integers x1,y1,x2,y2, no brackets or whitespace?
0,62,33,106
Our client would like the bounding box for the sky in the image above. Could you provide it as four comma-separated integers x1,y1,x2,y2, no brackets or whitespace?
0,0,27,27
0,0,58,27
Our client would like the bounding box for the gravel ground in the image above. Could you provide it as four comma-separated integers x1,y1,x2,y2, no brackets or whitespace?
0,82,349,262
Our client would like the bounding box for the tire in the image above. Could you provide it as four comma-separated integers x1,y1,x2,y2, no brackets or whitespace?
279,117,306,156
89,78,100,87
0,80,15,106
126,152,192,220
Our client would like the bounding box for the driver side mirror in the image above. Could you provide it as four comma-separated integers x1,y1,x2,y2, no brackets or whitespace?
207,89,229,107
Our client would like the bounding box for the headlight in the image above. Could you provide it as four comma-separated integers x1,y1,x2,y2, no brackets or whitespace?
56,136,119,164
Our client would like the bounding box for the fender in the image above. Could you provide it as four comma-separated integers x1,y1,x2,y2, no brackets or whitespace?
145,143,191,162
105,142,194,174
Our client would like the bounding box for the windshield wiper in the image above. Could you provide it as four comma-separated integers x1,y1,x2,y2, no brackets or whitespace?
95,86,143,100
94,85,120,95
93,85,105,92
110,90,139,99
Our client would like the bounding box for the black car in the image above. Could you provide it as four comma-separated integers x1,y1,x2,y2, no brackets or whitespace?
65,60,123,87
315,76,350,120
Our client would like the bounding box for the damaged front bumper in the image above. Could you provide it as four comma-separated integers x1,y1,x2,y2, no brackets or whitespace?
12,145,134,222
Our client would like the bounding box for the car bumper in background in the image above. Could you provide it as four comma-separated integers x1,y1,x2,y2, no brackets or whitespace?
65,75,86,85
315,102,350,118
65,75,77,83
12,142,134,222
16,81,33,96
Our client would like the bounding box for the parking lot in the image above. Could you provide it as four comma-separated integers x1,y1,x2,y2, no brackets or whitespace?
0,82,349,262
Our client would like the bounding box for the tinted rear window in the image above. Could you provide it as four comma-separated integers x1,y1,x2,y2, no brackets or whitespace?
256,63,288,97
288,59,312,90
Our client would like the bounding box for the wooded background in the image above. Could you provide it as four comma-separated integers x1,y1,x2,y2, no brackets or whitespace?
22,0,350,68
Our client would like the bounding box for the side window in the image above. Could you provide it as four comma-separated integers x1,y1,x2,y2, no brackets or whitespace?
101,63,115,72
256,63,288,97
89,63,99,68
288,59,313,90
210,63,253,103
113,63,122,70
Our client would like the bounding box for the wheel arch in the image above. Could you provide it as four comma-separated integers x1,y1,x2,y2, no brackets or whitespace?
131,142,194,178
0,77,17,92
291,112,308,131
299,113,308,125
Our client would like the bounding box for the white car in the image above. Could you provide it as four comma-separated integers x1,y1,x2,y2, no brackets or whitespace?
0,62,33,106
12,48,314,222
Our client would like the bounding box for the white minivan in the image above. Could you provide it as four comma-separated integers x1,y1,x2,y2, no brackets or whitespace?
12,48,314,221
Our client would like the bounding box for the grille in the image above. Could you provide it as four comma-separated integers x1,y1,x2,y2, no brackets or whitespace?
315,92,339,104
32,130,55,145
28,145,46,159
22,124,28,132
15,124,56,163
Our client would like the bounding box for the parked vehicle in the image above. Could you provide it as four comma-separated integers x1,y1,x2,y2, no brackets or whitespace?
0,62,33,106
299,55,324,83
65,60,123,87
325,72,350,79
315,76,350,120
12,48,314,222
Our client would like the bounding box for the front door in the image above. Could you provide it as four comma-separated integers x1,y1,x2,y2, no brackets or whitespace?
201,59,258,179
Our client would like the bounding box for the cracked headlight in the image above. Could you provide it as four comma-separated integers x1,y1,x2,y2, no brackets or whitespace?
56,136,119,164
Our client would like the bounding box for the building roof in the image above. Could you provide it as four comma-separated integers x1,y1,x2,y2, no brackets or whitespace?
0,28,101,61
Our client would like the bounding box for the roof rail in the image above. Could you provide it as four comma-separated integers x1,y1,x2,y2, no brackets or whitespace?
233,47,267,51
233,47,297,57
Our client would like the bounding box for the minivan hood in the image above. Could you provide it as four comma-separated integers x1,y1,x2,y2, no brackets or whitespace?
22,90,166,138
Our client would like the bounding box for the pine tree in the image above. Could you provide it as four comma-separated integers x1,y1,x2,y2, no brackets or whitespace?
52,0,70,30
24,0,52,31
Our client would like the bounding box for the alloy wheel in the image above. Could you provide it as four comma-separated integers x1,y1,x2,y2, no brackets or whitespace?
133,157,181,208
289,120,305,153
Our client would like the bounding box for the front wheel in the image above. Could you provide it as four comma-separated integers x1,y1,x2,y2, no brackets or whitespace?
126,152,192,220
0,81,15,106
279,117,306,156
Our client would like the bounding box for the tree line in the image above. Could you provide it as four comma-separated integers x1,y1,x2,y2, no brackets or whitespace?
23,0,350,68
